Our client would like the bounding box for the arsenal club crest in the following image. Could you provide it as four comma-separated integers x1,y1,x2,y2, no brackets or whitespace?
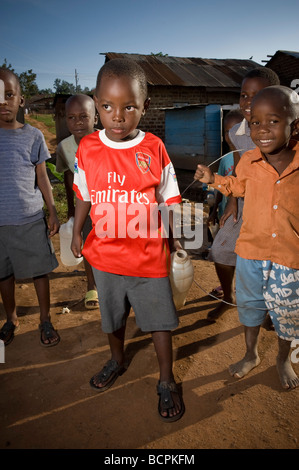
136,152,151,174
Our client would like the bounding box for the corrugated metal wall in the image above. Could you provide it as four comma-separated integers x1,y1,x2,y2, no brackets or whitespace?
165,104,221,169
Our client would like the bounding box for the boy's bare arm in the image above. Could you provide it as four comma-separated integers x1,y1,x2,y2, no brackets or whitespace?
219,148,239,224
64,170,75,218
167,205,183,252
36,162,60,236
194,163,245,201
71,197,91,258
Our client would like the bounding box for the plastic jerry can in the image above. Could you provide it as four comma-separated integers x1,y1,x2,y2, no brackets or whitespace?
169,249,194,310
59,217,83,266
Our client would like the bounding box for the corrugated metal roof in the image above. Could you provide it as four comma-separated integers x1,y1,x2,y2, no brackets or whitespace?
102,52,260,88
277,50,299,60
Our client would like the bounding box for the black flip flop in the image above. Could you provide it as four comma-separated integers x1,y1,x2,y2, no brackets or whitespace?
157,380,185,422
90,359,126,392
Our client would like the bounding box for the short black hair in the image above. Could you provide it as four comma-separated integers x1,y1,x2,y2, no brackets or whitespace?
96,58,148,99
252,85,299,121
0,67,21,93
224,108,243,123
65,93,95,111
243,67,280,86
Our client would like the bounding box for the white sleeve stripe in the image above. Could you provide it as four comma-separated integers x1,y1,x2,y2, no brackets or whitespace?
156,162,180,204
73,166,90,201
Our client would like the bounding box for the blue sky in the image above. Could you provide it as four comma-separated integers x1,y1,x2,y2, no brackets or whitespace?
2,0,298,91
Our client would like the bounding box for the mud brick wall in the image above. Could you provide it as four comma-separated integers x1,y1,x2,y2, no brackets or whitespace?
266,53,299,87
139,85,240,141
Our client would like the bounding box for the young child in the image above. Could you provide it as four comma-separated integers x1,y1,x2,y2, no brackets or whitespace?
207,109,243,300
71,59,185,421
56,94,99,309
207,67,280,322
209,109,243,221
194,85,299,390
0,68,60,347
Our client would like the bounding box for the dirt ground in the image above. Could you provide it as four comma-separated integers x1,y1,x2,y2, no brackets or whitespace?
0,116,298,452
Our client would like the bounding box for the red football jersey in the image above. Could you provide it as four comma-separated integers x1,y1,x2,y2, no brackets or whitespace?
73,130,182,277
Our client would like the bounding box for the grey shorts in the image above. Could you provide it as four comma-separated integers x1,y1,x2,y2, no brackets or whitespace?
208,198,244,266
92,268,179,333
0,218,58,280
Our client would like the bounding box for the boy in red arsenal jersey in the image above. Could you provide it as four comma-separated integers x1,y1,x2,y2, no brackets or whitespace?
72,59,184,421
194,86,299,390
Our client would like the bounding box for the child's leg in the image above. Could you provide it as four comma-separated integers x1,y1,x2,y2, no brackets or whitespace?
84,259,97,292
277,336,299,390
82,218,98,308
90,325,127,390
84,258,99,308
0,275,18,324
0,275,19,345
108,326,126,366
207,263,235,321
230,257,268,378
262,263,299,389
229,325,261,378
152,330,183,419
33,274,59,345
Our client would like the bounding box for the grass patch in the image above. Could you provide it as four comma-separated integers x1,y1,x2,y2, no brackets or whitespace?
28,113,69,223
30,113,56,134
45,182,69,224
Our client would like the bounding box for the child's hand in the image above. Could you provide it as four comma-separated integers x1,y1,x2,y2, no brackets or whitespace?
194,165,214,184
219,197,238,227
170,238,183,253
71,233,83,258
48,213,60,237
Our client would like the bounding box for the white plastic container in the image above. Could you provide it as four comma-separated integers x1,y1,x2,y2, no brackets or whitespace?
169,249,194,310
59,217,83,266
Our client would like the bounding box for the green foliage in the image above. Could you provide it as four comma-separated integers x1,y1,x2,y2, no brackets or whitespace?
1,58,14,70
1,58,91,96
26,112,68,222
45,182,68,224
53,78,76,94
18,69,39,98
150,52,169,57
1,59,39,98
46,162,64,183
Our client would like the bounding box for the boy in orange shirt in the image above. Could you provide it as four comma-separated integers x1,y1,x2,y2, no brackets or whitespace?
194,85,299,390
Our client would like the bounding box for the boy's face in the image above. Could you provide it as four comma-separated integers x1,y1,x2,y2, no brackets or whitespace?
94,74,149,142
0,72,24,129
239,77,271,122
250,95,294,154
65,98,97,144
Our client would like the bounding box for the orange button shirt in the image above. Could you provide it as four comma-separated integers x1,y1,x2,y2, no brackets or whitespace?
212,142,299,269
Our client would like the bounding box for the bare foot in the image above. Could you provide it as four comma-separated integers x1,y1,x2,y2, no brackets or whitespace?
207,301,234,322
229,354,261,378
276,357,299,390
